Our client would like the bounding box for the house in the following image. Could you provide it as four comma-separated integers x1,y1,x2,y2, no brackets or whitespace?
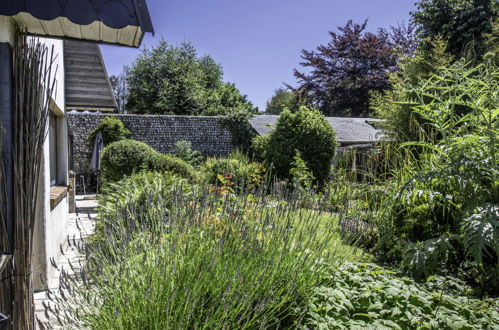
0,0,154,298
248,115,385,146
249,115,386,178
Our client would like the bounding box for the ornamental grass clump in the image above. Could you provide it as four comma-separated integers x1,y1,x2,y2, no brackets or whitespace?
44,182,352,329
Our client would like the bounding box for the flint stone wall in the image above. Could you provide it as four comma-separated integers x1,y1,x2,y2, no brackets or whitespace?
68,113,233,192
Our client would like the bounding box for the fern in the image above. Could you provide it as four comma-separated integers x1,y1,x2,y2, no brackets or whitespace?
461,204,499,266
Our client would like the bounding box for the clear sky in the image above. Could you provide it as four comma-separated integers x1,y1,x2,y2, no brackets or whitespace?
101,0,417,111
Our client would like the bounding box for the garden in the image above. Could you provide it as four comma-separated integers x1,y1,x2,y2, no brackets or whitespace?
41,1,498,327
42,50,499,328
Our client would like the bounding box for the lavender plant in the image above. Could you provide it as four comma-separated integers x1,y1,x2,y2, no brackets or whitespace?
42,178,354,329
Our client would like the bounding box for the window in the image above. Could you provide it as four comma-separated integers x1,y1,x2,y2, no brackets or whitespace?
49,112,58,186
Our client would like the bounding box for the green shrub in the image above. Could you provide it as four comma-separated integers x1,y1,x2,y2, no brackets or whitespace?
157,154,197,181
174,140,202,165
220,109,256,152
302,262,499,329
88,116,130,146
263,107,337,185
290,151,314,190
100,139,196,182
203,152,265,191
251,134,270,162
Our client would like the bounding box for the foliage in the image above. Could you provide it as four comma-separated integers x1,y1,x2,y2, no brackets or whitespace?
220,109,256,152
251,134,270,162
87,116,130,147
372,38,454,142
412,0,498,59
263,107,337,185
290,151,315,191
373,57,499,293
100,139,196,183
265,88,299,114
48,185,355,329
202,152,266,192
293,20,416,117
302,262,499,329
109,74,127,113
174,140,203,165
125,40,255,116
461,204,499,266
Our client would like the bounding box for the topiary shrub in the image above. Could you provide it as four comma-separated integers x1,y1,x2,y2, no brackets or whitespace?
100,139,196,183
88,116,130,146
263,107,337,185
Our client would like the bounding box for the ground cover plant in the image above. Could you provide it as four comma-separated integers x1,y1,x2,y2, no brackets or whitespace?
302,263,499,329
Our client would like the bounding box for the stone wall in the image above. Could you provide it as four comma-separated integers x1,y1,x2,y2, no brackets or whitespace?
68,113,233,192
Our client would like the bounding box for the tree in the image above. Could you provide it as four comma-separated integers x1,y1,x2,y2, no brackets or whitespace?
262,107,337,185
293,20,415,117
412,0,497,59
372,38,454,142
265,88,299,114
125,41,255,115
110,74,128,113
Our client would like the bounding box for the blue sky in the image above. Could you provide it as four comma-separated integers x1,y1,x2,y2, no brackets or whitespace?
101,0,416,111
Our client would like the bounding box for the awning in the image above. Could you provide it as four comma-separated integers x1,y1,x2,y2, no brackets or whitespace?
0,0,154,47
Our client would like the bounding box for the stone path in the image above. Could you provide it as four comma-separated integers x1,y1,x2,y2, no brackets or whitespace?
34,195,98,329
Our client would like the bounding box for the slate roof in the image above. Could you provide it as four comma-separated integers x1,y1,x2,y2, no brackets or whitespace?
249,115,385,145
64,40,117,112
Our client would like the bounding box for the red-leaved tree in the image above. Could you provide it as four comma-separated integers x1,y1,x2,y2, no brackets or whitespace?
292,20,415,117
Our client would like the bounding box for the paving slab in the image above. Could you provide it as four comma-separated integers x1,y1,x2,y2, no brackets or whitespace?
35,196,97,329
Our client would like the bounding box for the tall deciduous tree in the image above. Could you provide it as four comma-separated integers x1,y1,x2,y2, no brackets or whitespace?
125,41,255,116
412,0,497,59
265,88,299,114
110,74,127,114
293,20,415,117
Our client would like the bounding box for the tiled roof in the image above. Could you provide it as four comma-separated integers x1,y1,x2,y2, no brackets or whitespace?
249,115,385,144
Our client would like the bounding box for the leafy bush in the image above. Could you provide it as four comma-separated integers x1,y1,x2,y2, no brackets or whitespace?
100,139,196,182
290,151,314,191
302,262,499,329
220,109,256,152
88,116,130,146
202,152,266,192
174,140,202,165
251,134,270,162
262,107,337,185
